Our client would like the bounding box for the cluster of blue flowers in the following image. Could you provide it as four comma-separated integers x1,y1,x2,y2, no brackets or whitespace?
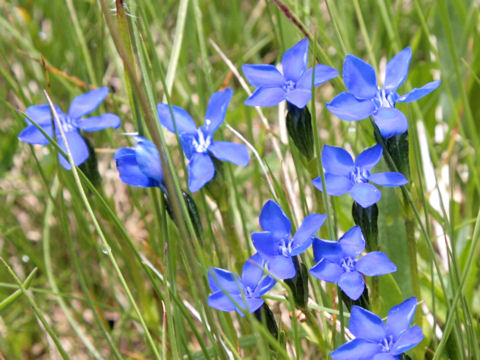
18,38,436,359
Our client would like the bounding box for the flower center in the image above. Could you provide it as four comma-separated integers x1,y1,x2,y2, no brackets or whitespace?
244,286,254,298
192,128,211,153
56,114,75,133
340,257,356,272
350,166,370,184
283,80,296,92
380,335,394,352
374,88,397,109
278,238,292,257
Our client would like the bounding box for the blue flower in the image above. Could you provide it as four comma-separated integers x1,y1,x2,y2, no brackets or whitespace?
207,253,276,316
242,39,338,108
326,47,440,138
331,297,423,360
18,87,121,169
251,200,327,279
312,144,408,208
158,88,249,192
114,136,165,190
309,226,396,300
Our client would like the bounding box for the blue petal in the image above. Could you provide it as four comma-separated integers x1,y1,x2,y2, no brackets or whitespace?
265,255,296,280
338,271,365,300
57,131,89,169
373,107,409,139
254,275,276,297
207,267,242,294
391,325,423,355
24,104,62,125
356,251,397,276
312,238,343,263
326,92,376,121
259,200,291,236
157,103,197,135
209,141,249,166
338,226,365,258
251,231,279,257
244,87,286,107
369,172,408,187
188,152,215,192
207,291,237,312
309,259,343,283
297,64,339,89
285,89,312,108
290,214,327,255
384,47,412,92
372,353,397,360
114,148,157,188
322,145,355,175
331,338,381,360
74,113,121,132
350,182,382,208
397,80,440,103
281,38,309,82
349,305,386,341
68,87,109,119
245,297,265,314
204,88,233,135
312,174,353,196
356,144,383,171
242,64,285,88
180,133,196,160
386,297,418,340
343,55,378,99
135,138,163,183
18,124,53,145
241,253,266,289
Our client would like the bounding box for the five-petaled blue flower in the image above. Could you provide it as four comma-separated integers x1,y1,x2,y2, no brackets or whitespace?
158,88,249,192
18,87,121,169
114,136,165,191
242,38,338,108
312,144,408,208
309,226,396,300
251,200,327,279
331,297,423,360
326,47,440,138
207,253,276,316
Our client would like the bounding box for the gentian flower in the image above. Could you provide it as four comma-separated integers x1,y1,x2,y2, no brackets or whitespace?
242,38,338,108
158,88,249,192
18,87,121,169
312,144,408,208
207,253,276,316
114,136,165,190
309,226,396,300
331,297,423,359
251,200,327,279
326,47,440,138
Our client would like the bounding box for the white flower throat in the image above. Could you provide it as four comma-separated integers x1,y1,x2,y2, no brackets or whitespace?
192,128,211,153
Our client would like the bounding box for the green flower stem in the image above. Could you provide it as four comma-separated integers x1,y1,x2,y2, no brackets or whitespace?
253,303,279,340
284,255,309,310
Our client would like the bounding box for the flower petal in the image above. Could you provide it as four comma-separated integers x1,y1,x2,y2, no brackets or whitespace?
369,172,408,187
251,231,278,257
18,124,53,145
265,255,296,280
207,267,242,294
343,55,378,99
384,47,412,92
356,144,383,171
386,297,418,340
187,152,215,192
297,64,339,89
209,141,249,166
397,80,441,103
241,253,266,289
322,145,355,175
285,89,312,108
312,238,343,263
331,338,381,360
254,275,276,297
68,87,109,119
281,38,309,82
372,353,397,360
157,103,197,135
259,200,291,236
391,325,423,355
356,251,397,276
204,88,233,135
242,64,285,87
291,214,327,255
339,226,365,258
326,92,376,121
207,291,237,312
57,131,89,169
309,259,343,283
114,148,158,188
135,138,163,183
312,174,353,196
246,297,265,314
24,104,62,125
373,107,409,139
244,87,286,107
350,182,382,208
338,271,365,300
74,113,121,132
349,305,386,341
